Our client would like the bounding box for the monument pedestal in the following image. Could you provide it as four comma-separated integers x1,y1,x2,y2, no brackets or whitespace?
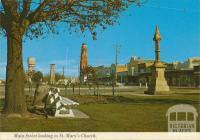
145,61,170,95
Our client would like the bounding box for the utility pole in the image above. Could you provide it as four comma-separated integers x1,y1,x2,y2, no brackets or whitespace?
115,44,121,84
112,44,121,96
78,64,80,83
115,46,118,85
62,66,65,79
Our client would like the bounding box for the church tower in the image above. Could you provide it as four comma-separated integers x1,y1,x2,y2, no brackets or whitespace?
80,43,88,83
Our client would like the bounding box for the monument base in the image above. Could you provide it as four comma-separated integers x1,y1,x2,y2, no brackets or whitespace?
145,62,170,95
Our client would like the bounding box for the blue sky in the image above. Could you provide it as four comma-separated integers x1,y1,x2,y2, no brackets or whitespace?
0,0,199,79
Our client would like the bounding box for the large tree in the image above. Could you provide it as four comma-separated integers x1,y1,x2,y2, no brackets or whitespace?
0,0,142,116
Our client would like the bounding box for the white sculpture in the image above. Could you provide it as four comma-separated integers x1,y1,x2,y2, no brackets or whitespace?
45,88,79,117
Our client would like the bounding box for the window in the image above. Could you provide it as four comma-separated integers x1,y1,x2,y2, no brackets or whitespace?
177,112,186,121
187,112,194,121
170,112,176,121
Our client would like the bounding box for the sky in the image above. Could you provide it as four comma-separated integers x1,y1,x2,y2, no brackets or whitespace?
0,0,199,79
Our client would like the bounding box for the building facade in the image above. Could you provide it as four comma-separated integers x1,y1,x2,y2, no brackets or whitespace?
174,57,200,70
110,64,128,83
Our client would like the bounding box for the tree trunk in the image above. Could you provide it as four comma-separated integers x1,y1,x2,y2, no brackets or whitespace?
3,25,27,115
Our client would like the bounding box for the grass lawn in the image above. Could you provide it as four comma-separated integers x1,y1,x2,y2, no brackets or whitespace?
0,92,199,132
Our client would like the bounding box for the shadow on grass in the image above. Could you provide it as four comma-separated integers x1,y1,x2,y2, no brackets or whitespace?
105,95,199,105
66,95,199,105
175,93,200,96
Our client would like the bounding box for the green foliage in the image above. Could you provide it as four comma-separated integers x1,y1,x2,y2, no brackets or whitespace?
32,71,43,82
83,65,97,82
55,73,63,81
43,74,50,82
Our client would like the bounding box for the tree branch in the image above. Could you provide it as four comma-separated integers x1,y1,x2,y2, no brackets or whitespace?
24,0,131,38
1,0,19,20
0,12,6,29
20,0,32,20
28,0,51,24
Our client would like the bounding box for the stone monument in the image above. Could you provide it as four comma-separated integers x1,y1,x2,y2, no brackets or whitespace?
49,64,55,85
145,26,170,94
80,43,88,83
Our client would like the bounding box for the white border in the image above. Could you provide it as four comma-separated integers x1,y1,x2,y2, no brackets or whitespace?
0,132,200,140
